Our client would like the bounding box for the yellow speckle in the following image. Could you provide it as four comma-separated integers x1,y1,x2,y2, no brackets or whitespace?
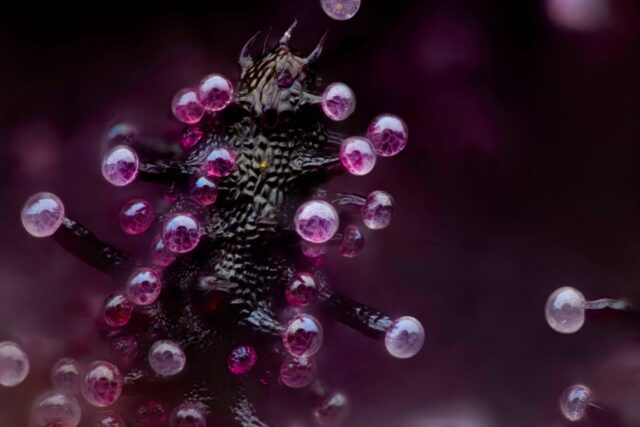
260,161,268,170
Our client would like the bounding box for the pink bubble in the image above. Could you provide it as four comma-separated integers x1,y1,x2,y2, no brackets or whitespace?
366,114,408,157
0,341,29,387
197,74,234,112
172,88,205,124
280,356,317,389
126,267,163,306
21,192,65,238
314,391,349,426
81,361,123,407
204,147,236,178
148,340,186,377
338,225,365,257
282,314,324,358
228,345,257,375
95,412,126,427
119,198,154,235
31,391,81,427
294,200,339,244
320,0,361,20
340,137,376,176
285,272,319,308
103,293,133,327
162,213,201,254
182,126,204,149
361,191,395,230
151,234,177,267
384,316,425,359
321,82,356,121
170,402,207,427
102,145,139,186
191,176,219,206
51,357,81,396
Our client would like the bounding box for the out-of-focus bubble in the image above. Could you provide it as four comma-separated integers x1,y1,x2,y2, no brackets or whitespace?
547,0,610,31
31,391,81,427
0,341,29,387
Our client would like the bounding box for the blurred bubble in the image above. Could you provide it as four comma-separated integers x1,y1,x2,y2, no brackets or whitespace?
547,0,610,31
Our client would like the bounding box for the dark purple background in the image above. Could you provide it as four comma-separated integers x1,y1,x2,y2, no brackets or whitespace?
1,1,640,426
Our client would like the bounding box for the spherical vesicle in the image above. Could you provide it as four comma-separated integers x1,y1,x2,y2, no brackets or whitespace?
30,391,81,427
197,74,234,112
560,384,592,422
385,316,425,359
204,147,236,178
102,145,139,187
126,267,163,306
182,127,204,149
103,293,133,327
321,82,356,121
170,402,207,427
280,356,317,389
162,213,201,254
95,412,126,427
190,176,219,206
285,272,319,308
361,191,395,230
314,391,350,426
294,200,339,244
21,192,65,238
148,340,186,377
227,345,257,375
172,88,205,124
81,361,123,407
51,357,81,396
106,122,138,146
320,0,361,20
151,234,177,267
0,341,29,387
339,137,376,176
545,287,586,334
282,314,324,358
366,114,408,157
119,199,154,235
136,400,167,427
339,225,365,257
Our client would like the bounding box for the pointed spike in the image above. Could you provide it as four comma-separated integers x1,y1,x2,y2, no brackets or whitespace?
239,31,261,68
305,31,329,65
262,27,273,55
279,19,298,45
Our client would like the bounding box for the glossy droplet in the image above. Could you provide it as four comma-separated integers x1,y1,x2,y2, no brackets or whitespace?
280,356,317,389
31,391,81,427
362,191,395,230
81,361,123,407
204,147,236,178
110,335,138,366
0,341,29,387
197,74,234,112
172,88,205,124
366,114,408,157
227,345,257,375
151,234,177,267
51,357,81,396
162,213,201,254
340,137,376,176
385,316,425,359
560,384,592,422
102,145,139,187
126,267,163,306
321,82,356,121
283,314,324,358
182,126,204,149
545,287,586,334
119,199,154,235
148,340,186,377
106,122,138,146
137,400,167,427
294,200,339,244
285,272,319,308
339,225,365,257
320,0,361,20
314,391,350,426
170,402,207,427
21,192,65,238
190,176,219,206
103,293,133,327
95,412,126,427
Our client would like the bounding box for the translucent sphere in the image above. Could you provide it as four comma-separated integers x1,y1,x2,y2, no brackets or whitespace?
545,287,586,334
314,391,349,426
51,357,81,396
162,213,201,254
339,225,365,257
170,402,207,427
196,74,234,112
321,82,356,121
81,361,123,407
0,341,29,387
151,234,177,267
148,340,186,377
285,272,319,308
119,199,154,235
182,126,204,150
103,293,133,327
362,191,395,230
283,314,324,358
31,391,81,427
339,137,376,176
21,192,65,238
560,384,592,422
294,200,339,244
106,122,138,146
227,345,257,375
190,176,218,206
204,147,236,177
110,335,138,366
95,412,126,427
136,400,167,426
126,267,163,306
385,316,425,359
320,0,361,20
172,88,205,124
102,145,139,187
366,114,408,157
280,356,317,389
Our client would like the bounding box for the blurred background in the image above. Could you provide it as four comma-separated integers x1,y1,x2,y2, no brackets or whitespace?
1,0,640,425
